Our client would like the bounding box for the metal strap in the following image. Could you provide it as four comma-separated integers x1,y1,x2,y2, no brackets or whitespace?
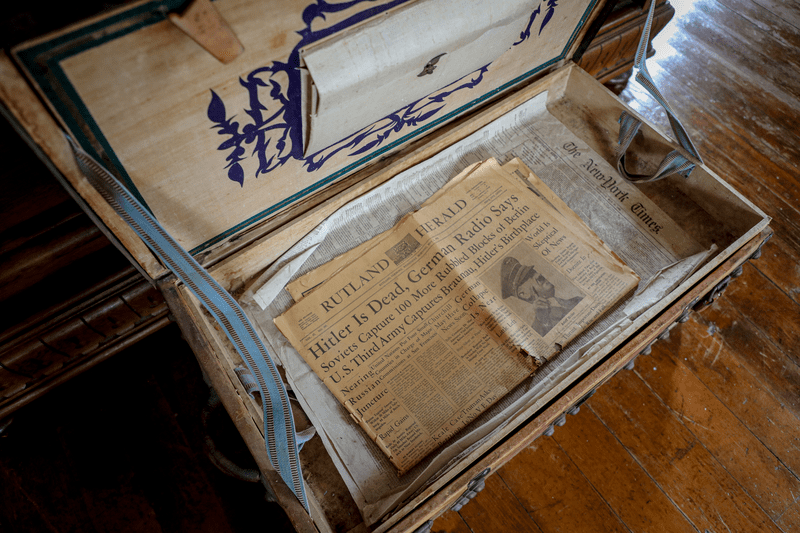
68,138,309,512
616,1,702,183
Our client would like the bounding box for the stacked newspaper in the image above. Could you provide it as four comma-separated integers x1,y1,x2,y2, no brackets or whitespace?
274,158,639,473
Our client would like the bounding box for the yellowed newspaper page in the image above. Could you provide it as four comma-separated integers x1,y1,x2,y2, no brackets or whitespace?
285,162,483,301
274,159,638,472
286,158,614,302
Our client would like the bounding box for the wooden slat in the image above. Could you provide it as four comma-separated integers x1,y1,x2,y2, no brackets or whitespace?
692,295,800,417
721,264,800,366
660,21,800,168
683,1,800,100
663,315,800,477
777,500,800,531
589,372,783,533
551,407,694,533
635,341,800,520
0,315,171,420
38,318,104,358
431,510,472,533
120,282,168,318
0,215,108,302
749,0,800,31
748,236,800,305
81,297,141,338
0,367,29,400
455,474,542,533
0,200,81,256
0,339,67,378
498,437,630,533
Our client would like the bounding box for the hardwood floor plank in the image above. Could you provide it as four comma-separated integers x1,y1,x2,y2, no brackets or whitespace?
455,474,543,533
722,264,800,366
682,1,800,101
635,340,800,520
498,438,630,533
777,499,800,531
750,236,800,306
659,23,800,166
78,485,164,533
661,314,800,477
717,0,800,51
749,0,800,31
0,327,279,533
675,122,800,251
126,382,235,532
432,510,473,533
53,374,225,533
113,332,282,533
551,407,695,533
589,372,783,533
693,297,800,416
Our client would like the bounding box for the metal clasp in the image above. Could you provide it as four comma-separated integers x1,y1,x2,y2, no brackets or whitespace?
418,53,447,77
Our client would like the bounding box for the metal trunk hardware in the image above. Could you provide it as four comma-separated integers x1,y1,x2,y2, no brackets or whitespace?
450,468,492,512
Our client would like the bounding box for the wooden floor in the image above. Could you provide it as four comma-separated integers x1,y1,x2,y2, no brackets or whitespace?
433,1,800,532
2,1,799,532
0,325,294,532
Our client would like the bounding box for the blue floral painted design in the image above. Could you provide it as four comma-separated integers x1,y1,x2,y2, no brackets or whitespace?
514,0,558,46
208,0,556,186
303,65,489,172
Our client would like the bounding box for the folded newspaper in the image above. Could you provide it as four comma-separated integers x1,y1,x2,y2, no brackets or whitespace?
274,158,639,473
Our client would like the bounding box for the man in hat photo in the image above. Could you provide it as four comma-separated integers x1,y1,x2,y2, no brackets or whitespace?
500,256,583,337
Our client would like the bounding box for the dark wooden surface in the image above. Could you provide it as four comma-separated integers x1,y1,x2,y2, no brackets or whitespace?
0,325,293,533
2,0,799,532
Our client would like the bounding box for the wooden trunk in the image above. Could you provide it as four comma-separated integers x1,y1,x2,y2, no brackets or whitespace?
0,0,672,419
159,63,770,532
0,1,771,532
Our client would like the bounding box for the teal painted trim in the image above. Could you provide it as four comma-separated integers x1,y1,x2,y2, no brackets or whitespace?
40,57,152,209
15,1,183,210
568,0,601,62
